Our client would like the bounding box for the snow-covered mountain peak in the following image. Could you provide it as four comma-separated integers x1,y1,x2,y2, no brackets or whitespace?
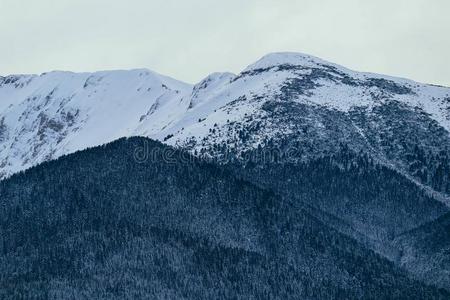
1,52,450,185
189,72,235,109
243,52,336,72
0,68,194,178
192,72,236,95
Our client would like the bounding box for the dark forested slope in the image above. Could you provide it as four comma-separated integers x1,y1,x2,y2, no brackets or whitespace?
222,144,450,289
226,145,448,246
393,212,450,290
0,137,448,299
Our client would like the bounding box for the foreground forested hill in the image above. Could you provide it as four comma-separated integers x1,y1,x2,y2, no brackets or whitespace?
0,137,448,299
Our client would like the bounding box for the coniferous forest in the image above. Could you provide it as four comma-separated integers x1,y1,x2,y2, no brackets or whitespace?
0,137,448,299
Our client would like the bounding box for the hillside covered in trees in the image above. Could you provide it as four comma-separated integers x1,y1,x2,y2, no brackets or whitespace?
0,137,448,299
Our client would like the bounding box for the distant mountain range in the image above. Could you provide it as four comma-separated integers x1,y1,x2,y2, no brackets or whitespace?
1,53,449,192
1,53,450,297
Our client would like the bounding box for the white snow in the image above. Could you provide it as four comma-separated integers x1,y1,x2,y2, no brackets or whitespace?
0,52,449,178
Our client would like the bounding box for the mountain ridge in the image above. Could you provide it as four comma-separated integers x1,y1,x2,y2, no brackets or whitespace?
2,53,450,293
1,52,450,200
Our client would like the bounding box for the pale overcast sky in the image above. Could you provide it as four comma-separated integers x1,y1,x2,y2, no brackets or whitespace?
0,0,449,85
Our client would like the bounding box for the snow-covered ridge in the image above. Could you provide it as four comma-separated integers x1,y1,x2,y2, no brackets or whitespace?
243,52,432,86
1,52,450,180
243,52,337,71
0,68,192,178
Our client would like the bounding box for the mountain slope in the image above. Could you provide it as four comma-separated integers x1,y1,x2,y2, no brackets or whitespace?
2,52,450,197
2,53,450,291
0,137,448,299
0,69,191,178
162,53,450,199
225,149,448,254
393,212,450,290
